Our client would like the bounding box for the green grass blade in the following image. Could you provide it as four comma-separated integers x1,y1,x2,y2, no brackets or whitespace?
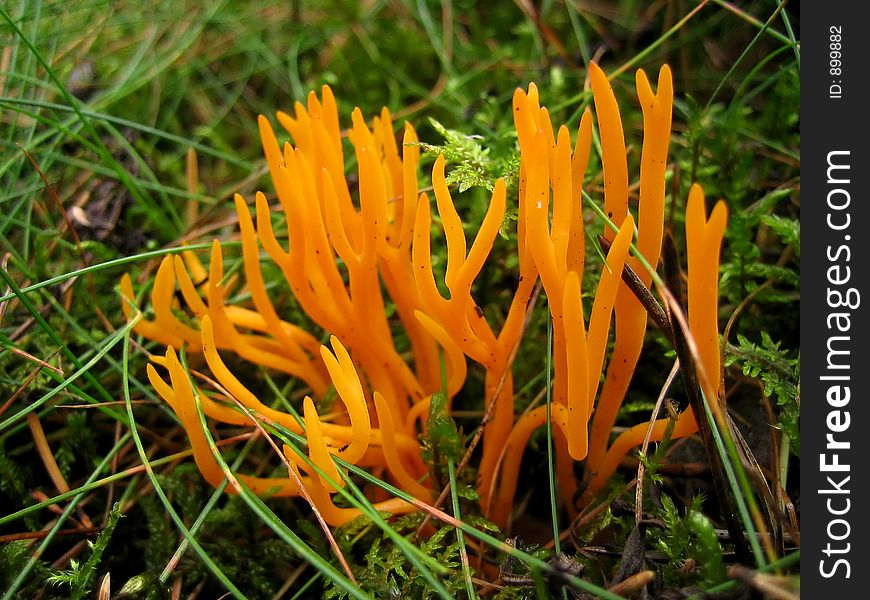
0,433,130,600
0,318,136,432
544,318,563,558
0,241,233,304
121,331,247,599
186,389,373,600
447,456,477,599
0,267,116,405
699,390,766,566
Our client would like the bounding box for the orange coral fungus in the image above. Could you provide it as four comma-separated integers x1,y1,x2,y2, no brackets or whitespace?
487,65,681,526
582,185,728,498
585,64,673,480
122,65,729,531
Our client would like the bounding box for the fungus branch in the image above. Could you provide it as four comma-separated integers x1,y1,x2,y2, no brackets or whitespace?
121,65,737,543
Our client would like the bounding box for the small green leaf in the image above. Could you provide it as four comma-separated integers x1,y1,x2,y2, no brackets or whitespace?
426,389,463,462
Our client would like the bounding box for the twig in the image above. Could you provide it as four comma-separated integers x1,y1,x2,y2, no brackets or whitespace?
728,564,799,600
597,235,672,341
0,526,102,543
27,413,72,496
606,570,655,597
635,359,680,525
0,348,62,418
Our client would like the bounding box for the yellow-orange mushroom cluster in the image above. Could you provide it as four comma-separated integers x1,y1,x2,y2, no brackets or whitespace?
122,63,728,530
